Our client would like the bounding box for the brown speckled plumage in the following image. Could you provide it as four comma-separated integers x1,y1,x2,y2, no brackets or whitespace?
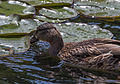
30,23,120,70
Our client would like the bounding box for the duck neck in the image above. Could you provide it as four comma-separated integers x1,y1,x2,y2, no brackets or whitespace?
48,37,64,57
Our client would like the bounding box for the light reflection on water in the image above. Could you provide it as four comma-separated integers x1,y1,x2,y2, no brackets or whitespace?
0,0,120,83
0,55,77,84
0,41,119,84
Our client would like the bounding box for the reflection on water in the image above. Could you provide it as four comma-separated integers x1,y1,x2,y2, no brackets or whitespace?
0,0,120,84
0,41,119,84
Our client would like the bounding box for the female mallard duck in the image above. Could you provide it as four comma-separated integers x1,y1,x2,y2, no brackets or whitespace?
30,23,120,70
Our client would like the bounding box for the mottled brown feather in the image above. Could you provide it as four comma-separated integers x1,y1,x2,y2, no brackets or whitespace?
30,23,120,70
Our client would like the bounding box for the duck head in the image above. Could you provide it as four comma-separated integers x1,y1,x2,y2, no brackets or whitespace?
30,23,64,57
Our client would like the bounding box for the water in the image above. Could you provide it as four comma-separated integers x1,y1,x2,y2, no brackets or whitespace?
0,41,120,84
0,0,120,84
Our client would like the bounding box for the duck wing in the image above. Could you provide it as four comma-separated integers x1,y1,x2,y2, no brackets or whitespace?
59,38,120,62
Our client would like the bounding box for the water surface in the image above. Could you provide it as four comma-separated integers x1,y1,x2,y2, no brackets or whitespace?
0,0,120,84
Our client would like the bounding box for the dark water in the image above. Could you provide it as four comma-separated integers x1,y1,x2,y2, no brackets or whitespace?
0,0,120,84
0,40,120,84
